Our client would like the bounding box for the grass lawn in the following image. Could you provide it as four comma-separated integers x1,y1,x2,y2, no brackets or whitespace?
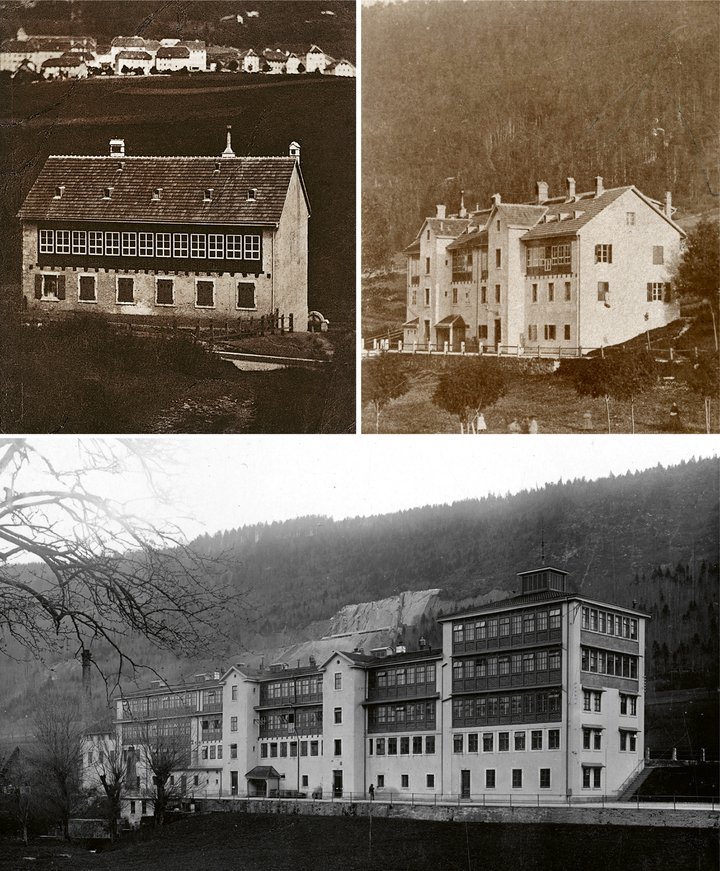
0,813,716,871
361,355,717,434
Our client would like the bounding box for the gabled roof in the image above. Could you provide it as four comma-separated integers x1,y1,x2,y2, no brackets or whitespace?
116,50,152,61
497,203,547,226
180,40,206,50
307,44,324,53
446,226,488,251
424,217,470,237
112,36,145,48
19,153,310,225
42,55,84,67
403,239,420,254
245,766,281,779
156,46,190,59
436,314,467,327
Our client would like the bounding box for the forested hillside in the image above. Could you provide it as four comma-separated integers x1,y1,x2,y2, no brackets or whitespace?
0,458,717,722
362,0,719,267
193,457,718,685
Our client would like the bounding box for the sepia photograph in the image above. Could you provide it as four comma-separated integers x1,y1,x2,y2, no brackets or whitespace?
0,435,717,869
0,0,356,433
361,0,719,434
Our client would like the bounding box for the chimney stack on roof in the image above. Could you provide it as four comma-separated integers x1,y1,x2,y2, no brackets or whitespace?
566,177,576,201
536,181,548,204
436,204,446,219
595,176,604,198
109,138,125,157
664,191,673,218
492,193,501,207
459,190,467,219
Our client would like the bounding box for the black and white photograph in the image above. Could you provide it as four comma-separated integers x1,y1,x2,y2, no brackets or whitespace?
361,0,719,434
1,0,355,433
0,436,717,869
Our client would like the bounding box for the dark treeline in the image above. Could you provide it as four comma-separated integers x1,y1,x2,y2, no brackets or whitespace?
362,1,719,267
1,458,717,717
0,1,356,61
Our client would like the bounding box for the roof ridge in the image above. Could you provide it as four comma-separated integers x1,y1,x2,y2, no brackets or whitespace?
46,155,296,161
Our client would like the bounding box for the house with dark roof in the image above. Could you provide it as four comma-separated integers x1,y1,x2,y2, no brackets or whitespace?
114,49,153,75
403,177,684,353
0,34,95,72
40,52,88,79
155,44,191,72
18,131,310,329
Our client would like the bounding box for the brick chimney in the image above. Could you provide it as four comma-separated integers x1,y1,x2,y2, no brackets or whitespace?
566,177,576,201
595,176,604,198
536,181,548,204
664,191,672,218
492,193,502,207
436,204,446,219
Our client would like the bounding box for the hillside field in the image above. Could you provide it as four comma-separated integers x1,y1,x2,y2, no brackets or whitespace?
0,813,716,871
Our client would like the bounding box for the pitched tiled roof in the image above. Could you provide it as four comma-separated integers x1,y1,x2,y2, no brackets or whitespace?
436,314,467,327
112,36,145,48
18,154,309,225
446,226,488,251
156,46,190,59
403,239,420,254
116,50,152,61
520,187,630,240
245,766,281,779
497,203,547,226
425,217,470,236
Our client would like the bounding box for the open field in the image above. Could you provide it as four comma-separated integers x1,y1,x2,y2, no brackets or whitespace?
0,813,717,871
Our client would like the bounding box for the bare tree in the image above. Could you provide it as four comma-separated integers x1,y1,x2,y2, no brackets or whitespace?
33,692,85,839
0,746,35,845
0,438,237,687
136,723,192,826
90,738,125,841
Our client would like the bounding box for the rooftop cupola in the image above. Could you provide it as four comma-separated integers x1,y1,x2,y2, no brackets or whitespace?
109,138,125,157
289,140,301,162
222,125,236,159
517,566,568,595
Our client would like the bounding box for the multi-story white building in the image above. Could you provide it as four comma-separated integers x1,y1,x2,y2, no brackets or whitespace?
403,178,684,353
105,564,647,819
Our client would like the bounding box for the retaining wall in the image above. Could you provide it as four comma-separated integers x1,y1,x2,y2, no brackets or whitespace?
196,797,718,829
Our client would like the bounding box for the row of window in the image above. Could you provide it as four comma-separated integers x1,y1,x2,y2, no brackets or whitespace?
453,728,561,754
581,607,639,639
452,649,561,680
531,281,572,303
527,323,572,342
526,244,571,270
374,773,438,790
581,647,638,679
451,690,562,726
452,609,561,645
38,229,261,260
36,273,257,310
368,701,436,731
260,739,320,759
582,728,638,752
201,718,222,732
594,244,664,265
258,708,323,735
370,734,436,756
262,675,323,702
200,744,223,760
370,663,437,690
123,720,190,743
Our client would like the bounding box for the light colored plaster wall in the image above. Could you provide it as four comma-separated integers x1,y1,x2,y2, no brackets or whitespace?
322,657,367,796
367,735,441,798
273,166,309,329
577,190,681,349
221,669,261,796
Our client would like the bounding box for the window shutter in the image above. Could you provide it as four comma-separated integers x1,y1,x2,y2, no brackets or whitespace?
663,282,672,303
34,273,43,299
647,283,652,302
594,244,600,263
57,275,66,300
608,245,612,264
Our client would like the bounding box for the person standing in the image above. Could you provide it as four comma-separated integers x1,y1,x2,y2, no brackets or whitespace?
368,783,375,801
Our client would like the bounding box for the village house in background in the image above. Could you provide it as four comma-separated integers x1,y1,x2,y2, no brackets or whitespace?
82,566,648,821
402,178,684,355
18,133,310,328
0,28,355,78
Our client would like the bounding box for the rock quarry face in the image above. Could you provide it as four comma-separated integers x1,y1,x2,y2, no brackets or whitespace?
326,589,441,636
264,589,441,667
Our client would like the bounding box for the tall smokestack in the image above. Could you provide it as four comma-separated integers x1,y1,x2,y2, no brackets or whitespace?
536,181,548,204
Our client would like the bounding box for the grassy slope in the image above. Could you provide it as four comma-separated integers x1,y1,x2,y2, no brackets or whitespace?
0,814,715,871
361,354,718,434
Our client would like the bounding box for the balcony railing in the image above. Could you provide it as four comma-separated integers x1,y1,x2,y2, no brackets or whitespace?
452,628,561,655
452,669,562,694
259,723,322,739
257,692,323,708
451,709,562,728
451,271,473,283
368,718,436,734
